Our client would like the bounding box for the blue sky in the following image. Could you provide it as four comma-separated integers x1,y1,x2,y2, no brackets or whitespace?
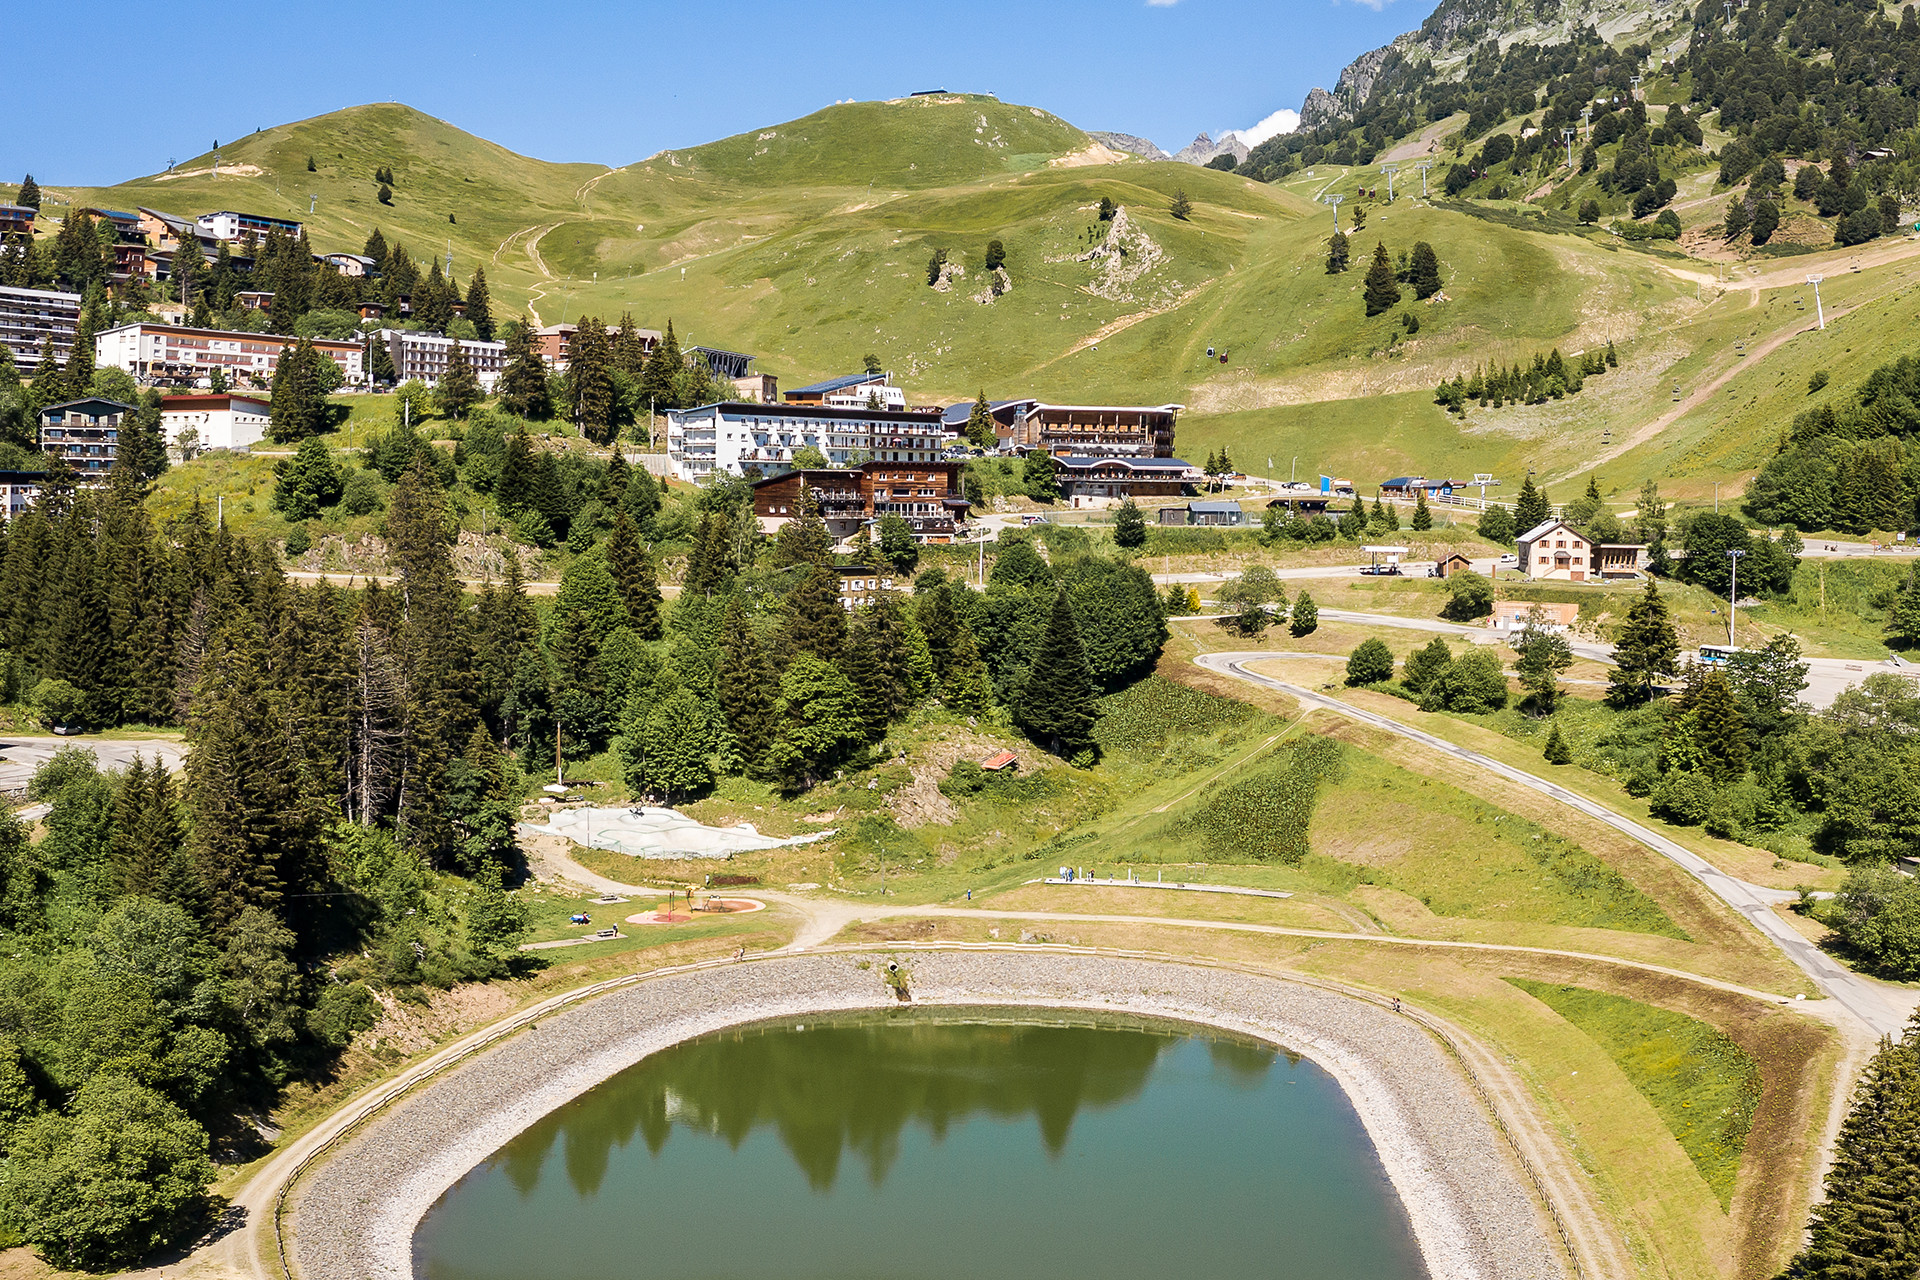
4,0,1432,185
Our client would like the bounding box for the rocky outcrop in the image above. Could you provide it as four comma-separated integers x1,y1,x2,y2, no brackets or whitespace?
931,253,966,293
1090,131,1168,160
973,266,1012,305
1073,206,1165,302
1171,132,1250,167
1298,87,1342,131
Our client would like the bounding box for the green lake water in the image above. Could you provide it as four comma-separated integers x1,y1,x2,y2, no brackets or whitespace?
413,1010,1428,1280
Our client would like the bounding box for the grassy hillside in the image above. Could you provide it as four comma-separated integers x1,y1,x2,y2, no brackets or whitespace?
41,94,1920,501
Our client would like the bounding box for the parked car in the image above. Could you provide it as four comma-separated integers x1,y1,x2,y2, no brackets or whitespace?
1498,552,1518,565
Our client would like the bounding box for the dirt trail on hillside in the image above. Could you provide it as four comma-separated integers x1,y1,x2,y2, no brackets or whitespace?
1664,234,1920,288
1022,282,1213,377
1563,303,1854,480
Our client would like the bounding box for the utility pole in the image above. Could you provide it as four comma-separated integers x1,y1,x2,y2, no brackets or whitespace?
1562,128,1576,168
1414,160,1432,197
1581,108,1593,144
1630,76,1643,99
309,194,317,214
1723,0,1733,22
1381,163,1400,202
1726,549,1745,648
1327,193,1345,231
1807,274,1826,328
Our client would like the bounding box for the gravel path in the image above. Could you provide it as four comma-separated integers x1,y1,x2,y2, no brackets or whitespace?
290,951,1560,1280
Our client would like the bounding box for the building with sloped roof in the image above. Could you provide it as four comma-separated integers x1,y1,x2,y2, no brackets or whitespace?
1052,454,1196,501
783,371,905,409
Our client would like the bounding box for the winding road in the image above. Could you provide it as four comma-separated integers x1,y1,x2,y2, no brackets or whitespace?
1195,651,1914,1036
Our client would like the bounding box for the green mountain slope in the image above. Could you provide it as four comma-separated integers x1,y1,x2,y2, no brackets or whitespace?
44,88,1920,505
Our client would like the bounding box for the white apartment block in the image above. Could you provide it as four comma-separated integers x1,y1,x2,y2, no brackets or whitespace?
195,210,304,241
95,323,364,387
380,330,506,390
0,284,82,369
666,401,948,481
159,393,272,451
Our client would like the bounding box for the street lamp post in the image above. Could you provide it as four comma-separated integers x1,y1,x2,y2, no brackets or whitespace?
1727,549,1746,648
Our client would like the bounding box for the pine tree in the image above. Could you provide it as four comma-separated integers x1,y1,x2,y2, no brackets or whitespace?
942,623,993,714
1326,229,1351,274
567,316,613,444
1411,489,1433,530
604,510,662,639
498,317,552,419
435,339,482,419
1169,189,1193,220
1409,240,1443,299
964,391,996,449
1114,498,1147,548
1289,591,1318,636
1542,721,1572,764
15,176,39,209
1691,671,1750,781
1608,579,1680,707
640,319,682,412
1514,475,1550,531
267,340,312,442
1723,195,1751,240
1363,242,1402,316
1013,589,1097,761
780,565,847,663
463,266,494,341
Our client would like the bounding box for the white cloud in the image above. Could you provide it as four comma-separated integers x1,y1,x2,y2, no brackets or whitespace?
1339,0,1391,9
1146,0,1180,7
1225,108,1301,147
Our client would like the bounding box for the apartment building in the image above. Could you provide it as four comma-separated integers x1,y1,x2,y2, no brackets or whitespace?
196,210,303,241
159,393,271,451
531,322,661,371
783,371,907,409
0,285,82,369
95,323,364,387
666,401,948,481
1010,403,1180,458
37,398,127,481
379,330,506,390
0,205,36,237
751,458,969,543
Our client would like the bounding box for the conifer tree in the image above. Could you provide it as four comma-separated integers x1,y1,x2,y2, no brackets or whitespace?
569,316,614,443
367,330,396,386
1169,189,1193,220
640,319,682,411
1691,671,1750,781
1411,488,1432,530
1326,229,1351,274
1363,242,1402,315
1542,721,1572,764
28,336,61,410
611,312,648,376
1014,588,1098,760
1513,475,1550,531
842,621,890,740
268,338,324,442
1289,590,1318,636
943,624,993,713
1114,498,1147,548
497,317,552,419
463,267,494,341
780,565,847,663
1409,240,1443,299
605,510,662,639
964,391,996,449
15,176,39,209
716,596,780,773
434,339,482,419
1608,579,1680,707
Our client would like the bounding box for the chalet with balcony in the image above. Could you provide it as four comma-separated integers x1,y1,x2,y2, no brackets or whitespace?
37,398,128,482
751,459,969,544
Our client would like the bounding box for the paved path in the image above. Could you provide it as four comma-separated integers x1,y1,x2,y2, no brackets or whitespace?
0,735,185,792
1196,651,1915,1036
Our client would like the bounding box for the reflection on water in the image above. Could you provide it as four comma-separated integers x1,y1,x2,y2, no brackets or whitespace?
505,1016,1192,1197
416,1011,1427,1280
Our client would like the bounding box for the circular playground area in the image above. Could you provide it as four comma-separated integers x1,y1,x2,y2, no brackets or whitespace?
625,898,766,926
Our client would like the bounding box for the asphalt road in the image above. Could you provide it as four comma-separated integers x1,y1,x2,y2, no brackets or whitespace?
0,735,185,793
1197,651,1914,1037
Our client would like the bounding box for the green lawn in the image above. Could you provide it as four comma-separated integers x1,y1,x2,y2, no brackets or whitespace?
1508,978,1762,1208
